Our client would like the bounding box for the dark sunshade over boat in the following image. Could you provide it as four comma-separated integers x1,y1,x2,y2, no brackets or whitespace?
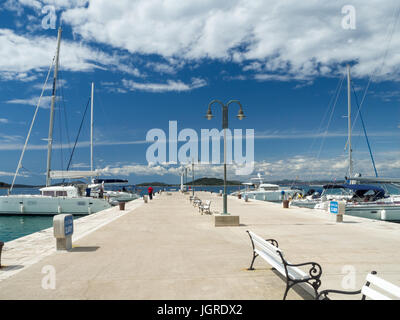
93,179,129,184
322,184,385,200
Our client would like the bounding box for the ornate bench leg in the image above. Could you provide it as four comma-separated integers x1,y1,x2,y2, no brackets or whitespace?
283,279,321,300
248,252,258,270
283,281,295,300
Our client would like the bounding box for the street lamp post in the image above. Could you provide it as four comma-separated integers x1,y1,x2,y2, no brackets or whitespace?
184,167,188,191
191,160,195,197
206,100,245,215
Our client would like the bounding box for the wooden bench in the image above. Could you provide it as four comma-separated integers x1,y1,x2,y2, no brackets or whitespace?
199,200,211,215
246,230,322,300
317,271,400,300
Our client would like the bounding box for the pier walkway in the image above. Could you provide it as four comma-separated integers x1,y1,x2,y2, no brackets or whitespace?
1,191,399,300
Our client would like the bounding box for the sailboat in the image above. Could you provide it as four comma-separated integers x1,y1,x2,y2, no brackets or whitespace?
311,65,400,221
0,28,111,215
84,83,140,205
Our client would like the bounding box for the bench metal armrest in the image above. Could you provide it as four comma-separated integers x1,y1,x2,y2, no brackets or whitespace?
317,289,362,300
285,261,323,279
265,239,279,248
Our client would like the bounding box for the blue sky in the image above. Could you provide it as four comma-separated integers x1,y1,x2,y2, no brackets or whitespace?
1,0,400,185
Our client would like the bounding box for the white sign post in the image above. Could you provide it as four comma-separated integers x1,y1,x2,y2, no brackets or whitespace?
329,201,346,223
53,214,74,250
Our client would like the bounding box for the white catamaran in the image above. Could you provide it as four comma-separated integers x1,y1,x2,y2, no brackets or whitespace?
0,28,111,215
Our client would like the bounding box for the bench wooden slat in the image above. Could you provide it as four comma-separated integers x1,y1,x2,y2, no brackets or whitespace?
255,249,286,274
249,232,281,252
361,286,391,300
252,237,280,255
366,274,400,298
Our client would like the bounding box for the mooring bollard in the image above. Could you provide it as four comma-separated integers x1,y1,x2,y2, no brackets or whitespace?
119,202,125,210
329,200,345,223
143,195,148,203
0,241,4,268
244,194,249,202
53,214,73,251
238,194,242,199
283,200,289,208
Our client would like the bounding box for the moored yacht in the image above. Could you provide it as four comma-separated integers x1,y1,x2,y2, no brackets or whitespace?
0,28,111,215
0,185,110,215
231,174,300,202
88,179,140,205
290,184,352,208
313,184,400,221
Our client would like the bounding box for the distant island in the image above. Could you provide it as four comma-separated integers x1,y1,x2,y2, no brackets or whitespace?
185,177,242,186
136,182,172,187
0,182,39,189
136,177,242,187
0,177,347,189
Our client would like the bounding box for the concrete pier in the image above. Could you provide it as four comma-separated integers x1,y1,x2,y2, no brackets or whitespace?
0,191,400,300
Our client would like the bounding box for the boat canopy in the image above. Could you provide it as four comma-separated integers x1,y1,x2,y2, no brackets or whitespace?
49,170,100,179
93,179,129,185
322,184,385,199
348,177,400,184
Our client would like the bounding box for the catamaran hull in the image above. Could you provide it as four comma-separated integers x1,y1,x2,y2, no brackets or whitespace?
290,200,320,209
0,196,111,215
345,205,400,221
107,192,140,206
314,201,400,221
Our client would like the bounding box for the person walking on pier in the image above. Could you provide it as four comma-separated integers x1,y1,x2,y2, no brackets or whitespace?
148,186,154,200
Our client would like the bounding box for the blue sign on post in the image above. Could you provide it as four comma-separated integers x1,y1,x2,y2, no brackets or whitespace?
330,201,339,214
64,215,73,236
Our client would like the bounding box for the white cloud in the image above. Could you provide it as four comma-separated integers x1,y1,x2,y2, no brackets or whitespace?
6,95,53,108
255,130,399,140
122,77,207,93
0,138,149,151
51,0,400,81
0,133,24,143
145,62,177,75
0,170,29,177
5,1,400,83
0,28,142,81
32,78,67,91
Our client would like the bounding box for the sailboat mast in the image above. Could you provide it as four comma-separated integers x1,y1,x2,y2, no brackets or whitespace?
347,64,353,179
46,27,62,187
91,82,94,173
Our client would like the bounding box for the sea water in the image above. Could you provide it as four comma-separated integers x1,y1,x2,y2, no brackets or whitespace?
0,215,55,242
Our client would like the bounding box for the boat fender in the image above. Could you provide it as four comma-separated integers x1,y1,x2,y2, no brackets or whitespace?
380,210,387,221
88,206,92,215
20,204,24,214
58,205,62,214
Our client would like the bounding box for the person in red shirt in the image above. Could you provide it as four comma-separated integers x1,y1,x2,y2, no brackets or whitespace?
148,186,154,200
